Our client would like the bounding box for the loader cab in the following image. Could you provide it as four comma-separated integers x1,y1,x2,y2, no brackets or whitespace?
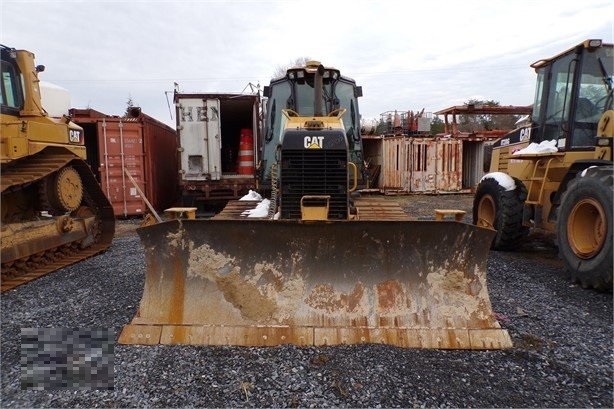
260,62,365,188
529,39,613,150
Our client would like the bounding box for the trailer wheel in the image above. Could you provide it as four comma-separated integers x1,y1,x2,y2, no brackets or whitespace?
557,166,613,291
473,176,528,250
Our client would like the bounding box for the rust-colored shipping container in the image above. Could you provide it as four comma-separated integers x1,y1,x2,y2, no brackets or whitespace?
410,137,462,192
379,136,463,193
70,108,179,217
381,137,411,191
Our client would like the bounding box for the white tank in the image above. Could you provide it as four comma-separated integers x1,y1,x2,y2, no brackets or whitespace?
40,81,71,117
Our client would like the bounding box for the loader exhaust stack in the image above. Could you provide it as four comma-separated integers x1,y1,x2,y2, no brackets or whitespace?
119,219,512,350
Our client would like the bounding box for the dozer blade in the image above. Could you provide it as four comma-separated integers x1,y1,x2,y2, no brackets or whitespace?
119,219,512,349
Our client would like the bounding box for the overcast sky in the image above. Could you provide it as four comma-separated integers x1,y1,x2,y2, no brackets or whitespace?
1,0,612,127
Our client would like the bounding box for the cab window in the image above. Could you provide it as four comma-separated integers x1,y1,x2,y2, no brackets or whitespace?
1,60,22,110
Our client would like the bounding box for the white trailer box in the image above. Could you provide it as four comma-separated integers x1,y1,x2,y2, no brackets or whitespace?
174,93,261,210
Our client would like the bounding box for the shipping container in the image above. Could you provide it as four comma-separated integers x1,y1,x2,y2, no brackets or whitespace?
381,137,411,191
70,108,179,217
173,93,261,212
379,136,463,193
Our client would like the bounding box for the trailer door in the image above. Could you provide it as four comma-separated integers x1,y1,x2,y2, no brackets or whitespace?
205,98,222,180
177,98,222,181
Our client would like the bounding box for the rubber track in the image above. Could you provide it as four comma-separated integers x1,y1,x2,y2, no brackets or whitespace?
1,151,115,293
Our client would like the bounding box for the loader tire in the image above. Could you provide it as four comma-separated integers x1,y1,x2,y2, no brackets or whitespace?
557,166,613,291
473,176,529,250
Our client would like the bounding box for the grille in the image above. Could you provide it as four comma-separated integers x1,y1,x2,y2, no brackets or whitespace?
280,149,348,219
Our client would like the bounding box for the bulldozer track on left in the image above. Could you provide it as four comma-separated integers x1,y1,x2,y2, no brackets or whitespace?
1,151,115,293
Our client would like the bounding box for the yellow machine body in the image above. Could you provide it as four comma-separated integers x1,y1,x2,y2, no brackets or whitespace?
1,46,115,292
120,61,512,349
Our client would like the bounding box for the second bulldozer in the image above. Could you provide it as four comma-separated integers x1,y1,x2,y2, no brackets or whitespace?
1,45,115,292
120,61,511,349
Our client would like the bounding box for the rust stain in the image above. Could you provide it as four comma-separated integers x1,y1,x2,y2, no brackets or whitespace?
305,283,365,313
215,271,278,322
376,280,405,311
257,265,284,292
169,252,185,326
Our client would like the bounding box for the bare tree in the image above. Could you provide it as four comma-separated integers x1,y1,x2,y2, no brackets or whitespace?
272,57,312,79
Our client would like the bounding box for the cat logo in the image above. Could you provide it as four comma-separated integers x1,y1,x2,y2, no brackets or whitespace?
519,126,531,141
304,136,324,149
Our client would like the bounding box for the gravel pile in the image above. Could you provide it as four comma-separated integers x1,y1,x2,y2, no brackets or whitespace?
1,195,612,408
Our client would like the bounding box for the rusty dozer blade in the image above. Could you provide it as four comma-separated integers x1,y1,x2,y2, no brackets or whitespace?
119,219,512,349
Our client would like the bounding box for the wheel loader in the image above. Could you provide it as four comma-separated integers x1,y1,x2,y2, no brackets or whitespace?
1,45,115,292
120,61,512,349
474,39,613,291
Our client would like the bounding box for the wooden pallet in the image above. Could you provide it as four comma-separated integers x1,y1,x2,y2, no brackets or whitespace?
354,197,412,221
212,200,267,220
212,197,412,221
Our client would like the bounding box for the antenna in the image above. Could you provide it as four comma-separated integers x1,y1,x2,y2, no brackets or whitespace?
164,91,174,121
240,82,261,95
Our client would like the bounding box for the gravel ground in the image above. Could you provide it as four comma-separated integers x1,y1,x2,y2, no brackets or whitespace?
1,194,612,408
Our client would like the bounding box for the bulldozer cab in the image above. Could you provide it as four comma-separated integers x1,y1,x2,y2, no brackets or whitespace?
1,45,86,162
260,61,365,189
529,39,613,150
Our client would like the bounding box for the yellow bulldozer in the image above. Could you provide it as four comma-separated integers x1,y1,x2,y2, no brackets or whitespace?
474,39,613,291
120,61,512,349
1,45,115,292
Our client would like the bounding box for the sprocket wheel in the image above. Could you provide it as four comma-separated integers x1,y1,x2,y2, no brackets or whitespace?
43,166,84,213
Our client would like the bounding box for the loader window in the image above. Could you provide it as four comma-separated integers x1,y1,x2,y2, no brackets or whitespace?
569,48,613,148
1,60,22,112
541,52,576,143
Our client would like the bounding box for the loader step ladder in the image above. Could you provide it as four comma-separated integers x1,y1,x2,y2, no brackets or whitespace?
513,151,564,229
513,152,564,206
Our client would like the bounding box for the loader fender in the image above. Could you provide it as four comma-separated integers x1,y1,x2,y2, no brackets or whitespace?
120,219,512,350
479,172,516,191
